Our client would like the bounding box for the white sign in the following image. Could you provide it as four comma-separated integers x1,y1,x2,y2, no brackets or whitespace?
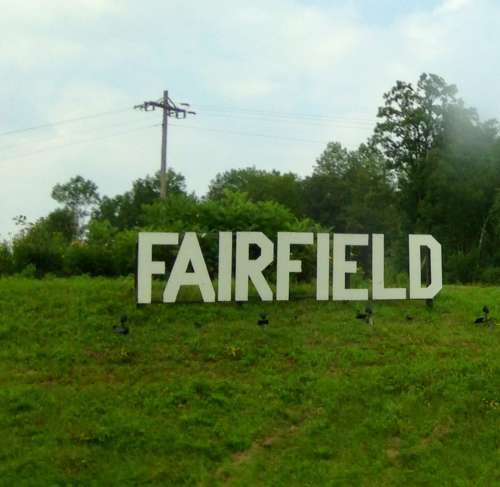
136,232,442,304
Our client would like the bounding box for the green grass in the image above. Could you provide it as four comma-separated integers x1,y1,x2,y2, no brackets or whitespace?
2,276,500,485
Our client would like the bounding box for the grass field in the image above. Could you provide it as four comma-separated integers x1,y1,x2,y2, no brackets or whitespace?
2,277,500,485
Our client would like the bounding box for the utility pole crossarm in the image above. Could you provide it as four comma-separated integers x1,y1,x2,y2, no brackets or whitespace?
135,89,196,199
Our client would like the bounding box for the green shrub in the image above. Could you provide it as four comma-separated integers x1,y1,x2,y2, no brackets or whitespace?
445,250,479,283
18,263,37,278
141,191,322,280
12,226,67,277
479,267,500,285
63,242,117,276
62,222,138,277
9,191,324,278
0,242,14,275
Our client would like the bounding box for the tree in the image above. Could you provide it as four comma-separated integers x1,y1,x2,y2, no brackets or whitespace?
44,208,78,242
302,142,350,229
93,169,187,230
302,141,400,274
374,73,467,232
338,143,399,238
418,109,500,280
11,214,70,276
51,175,100,236
207,167,304,216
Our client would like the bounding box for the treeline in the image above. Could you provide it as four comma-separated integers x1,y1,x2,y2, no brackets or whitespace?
2,73,500,283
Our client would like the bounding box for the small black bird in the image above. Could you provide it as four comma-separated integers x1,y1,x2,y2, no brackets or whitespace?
356,305,372,320
113,314,129,335
474,306,490,326
258,312,269,327
356,306,373,326
113,325,129,335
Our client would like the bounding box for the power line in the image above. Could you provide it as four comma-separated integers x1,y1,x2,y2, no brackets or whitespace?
0,123,160,164
0,103,378,140
0,118,370,165
0,116,159,155
0,102,379,164
194,104,377,124
198,110,375,128
169,122,333,144
0,108,372,156
0,107,133,138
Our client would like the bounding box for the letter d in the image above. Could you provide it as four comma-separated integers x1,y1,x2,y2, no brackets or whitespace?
409,235,442,299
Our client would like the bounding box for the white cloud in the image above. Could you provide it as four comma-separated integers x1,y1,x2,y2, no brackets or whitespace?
438,0,471,14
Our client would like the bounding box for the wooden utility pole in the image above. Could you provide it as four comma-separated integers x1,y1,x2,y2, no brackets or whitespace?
160,90,168,199
135,90,195,199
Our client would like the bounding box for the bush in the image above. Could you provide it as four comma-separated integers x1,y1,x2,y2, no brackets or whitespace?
63,242,117,276
479,267,500,285
445,250,479,284
63,222,137,276
12,225,67,277
141,191,322,280
8,191,325,278
0,242,14,276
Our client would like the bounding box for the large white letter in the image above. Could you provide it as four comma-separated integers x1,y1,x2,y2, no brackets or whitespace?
409,235,442,299
163,233,216,303
316,233,330,301
372,234,406,300
276,232,314,301
137,232,179,304
332,234,369,301
218,232,233,302
235,232,274,301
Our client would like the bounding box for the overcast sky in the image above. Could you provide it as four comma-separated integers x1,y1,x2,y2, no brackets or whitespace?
1,0,499,239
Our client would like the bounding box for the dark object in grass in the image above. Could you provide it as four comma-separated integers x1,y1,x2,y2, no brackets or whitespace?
113,326,129,335
194,321,202,329
406,315,413,321
356,306,373,326
475,305,491,326
474,316,496,330
356,305,373,320
258,312,269,327
113,314,130,334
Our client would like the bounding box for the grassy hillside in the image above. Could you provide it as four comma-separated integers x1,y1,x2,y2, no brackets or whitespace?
1,277,500,485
